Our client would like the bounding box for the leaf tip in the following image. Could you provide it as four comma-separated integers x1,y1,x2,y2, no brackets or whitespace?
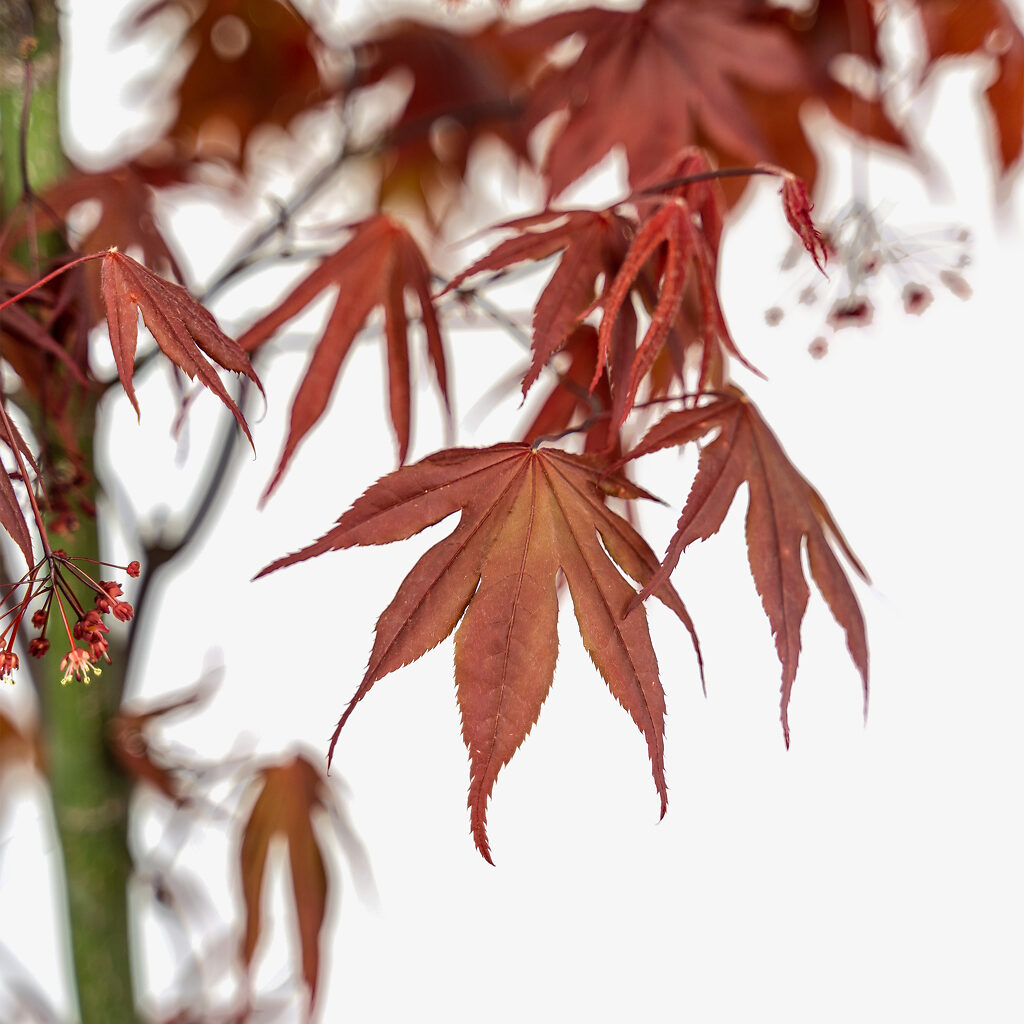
473,830,496,866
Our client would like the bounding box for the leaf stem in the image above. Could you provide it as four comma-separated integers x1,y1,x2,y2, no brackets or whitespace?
0,250,105,316
629,165,778,200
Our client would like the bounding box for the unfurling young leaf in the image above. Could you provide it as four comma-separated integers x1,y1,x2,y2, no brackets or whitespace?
758,164,829,273
259,444,702,863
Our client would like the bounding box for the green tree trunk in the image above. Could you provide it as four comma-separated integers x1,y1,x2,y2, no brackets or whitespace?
2,6,138,1021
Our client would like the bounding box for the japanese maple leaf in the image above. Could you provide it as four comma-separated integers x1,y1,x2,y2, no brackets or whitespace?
350,20,529,216
919,0,1024,173
42,161,189,330
46,163,184,286
100,250,262,445
131,0,329,165
513,0,907,198
514,0,810,196
239,755,330,1012
443,208,631,411
625,387,868,744
259,444,702,863
237,215,449,496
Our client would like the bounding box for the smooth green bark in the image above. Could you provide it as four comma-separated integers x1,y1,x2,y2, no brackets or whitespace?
33,397,136,1024
2,5,139,1021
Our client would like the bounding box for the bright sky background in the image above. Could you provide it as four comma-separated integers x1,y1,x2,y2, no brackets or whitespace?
2,1,1023,1022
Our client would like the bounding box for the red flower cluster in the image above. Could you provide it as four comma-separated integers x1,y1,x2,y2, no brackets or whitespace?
0,551,141,685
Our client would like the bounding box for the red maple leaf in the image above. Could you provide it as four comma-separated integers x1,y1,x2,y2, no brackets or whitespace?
259,444,702,863
239,755,331,1011
514,0,811,197
511,0,908,198
108,688,207,805
46,163,185,285
624,387,868,745
132,0,330,165
237,215,449,496
100,250,262,444
349,20,530,216
919,0,1024,173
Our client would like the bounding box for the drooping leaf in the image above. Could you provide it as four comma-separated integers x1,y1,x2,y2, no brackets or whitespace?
99,249,262,444
0,404,36,569
625,387,868,744
259,444,702,863
131,0,330,166
0,399,40,478
237,215,449,495
239,755,330,1014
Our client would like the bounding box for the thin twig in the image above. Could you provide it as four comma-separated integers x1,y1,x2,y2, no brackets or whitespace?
121,379,251,680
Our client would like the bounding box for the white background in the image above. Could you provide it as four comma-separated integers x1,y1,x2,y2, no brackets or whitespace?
2,1,1023,1021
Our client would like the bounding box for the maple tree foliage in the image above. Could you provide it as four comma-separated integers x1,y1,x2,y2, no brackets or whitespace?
0,0,1016,1018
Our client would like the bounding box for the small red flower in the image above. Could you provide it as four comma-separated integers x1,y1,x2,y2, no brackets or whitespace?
80,610,108,634
1,650,19,681
60,647,100,685
29,637,50,658
902,283,933,315
827,296,874,329
112,601,134,622
95,581,124,613
127,561,141,578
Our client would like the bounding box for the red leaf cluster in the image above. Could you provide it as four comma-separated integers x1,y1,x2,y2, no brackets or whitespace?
22,0,1012,883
